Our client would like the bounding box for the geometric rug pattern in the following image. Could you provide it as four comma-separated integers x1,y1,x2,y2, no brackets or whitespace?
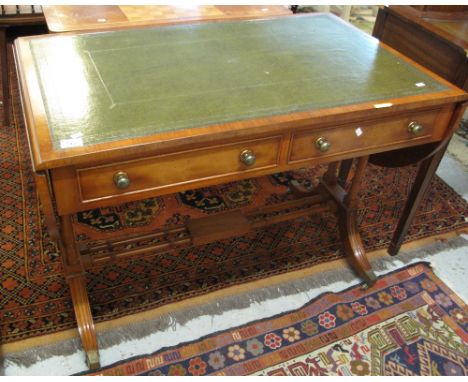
81,263,468,376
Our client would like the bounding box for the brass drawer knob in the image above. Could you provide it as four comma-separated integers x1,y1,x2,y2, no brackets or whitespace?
113,171,130,189
315,137,331,152
408,121,423,135
240,149,256,166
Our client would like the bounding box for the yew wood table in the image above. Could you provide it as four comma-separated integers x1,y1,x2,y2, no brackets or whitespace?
14,14,467,369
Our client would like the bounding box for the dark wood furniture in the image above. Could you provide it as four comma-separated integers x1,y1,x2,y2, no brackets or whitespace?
14,14,467,369
0,6,45,127
371,5,468,255
373,5,468,91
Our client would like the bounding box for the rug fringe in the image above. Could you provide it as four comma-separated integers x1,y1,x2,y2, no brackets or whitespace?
370,234,467,273
2,234,466,370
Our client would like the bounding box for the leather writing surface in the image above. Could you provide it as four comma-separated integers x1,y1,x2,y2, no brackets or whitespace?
28,14,448,149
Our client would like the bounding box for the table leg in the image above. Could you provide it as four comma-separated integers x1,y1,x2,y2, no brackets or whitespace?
60,214,100,369
341,156,376,285
0,27,10,127
388,141,448,256
321,157,376,286
337,158,353,187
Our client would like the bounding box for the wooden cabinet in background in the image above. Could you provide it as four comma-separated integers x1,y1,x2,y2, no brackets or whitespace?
373,5,468,91
370,5,468,256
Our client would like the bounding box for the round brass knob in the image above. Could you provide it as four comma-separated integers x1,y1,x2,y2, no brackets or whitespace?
113,171,130,189
240,149,256,166
315,137,331,152
408,121,423,135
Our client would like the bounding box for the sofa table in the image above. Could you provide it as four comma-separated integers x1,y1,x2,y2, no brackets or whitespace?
14,14,467,369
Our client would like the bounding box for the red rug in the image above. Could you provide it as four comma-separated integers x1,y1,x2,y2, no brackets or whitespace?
1,50,467,346
81,263,468,376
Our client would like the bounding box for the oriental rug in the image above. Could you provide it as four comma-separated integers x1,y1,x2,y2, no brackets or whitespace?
1,49,468,348
82,262,468,376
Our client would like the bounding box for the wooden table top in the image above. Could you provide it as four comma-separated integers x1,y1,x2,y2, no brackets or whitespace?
42,5,292,33
15,14,467,172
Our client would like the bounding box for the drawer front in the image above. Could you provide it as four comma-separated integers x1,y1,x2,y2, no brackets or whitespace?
77,136,281,202
289,109,443,163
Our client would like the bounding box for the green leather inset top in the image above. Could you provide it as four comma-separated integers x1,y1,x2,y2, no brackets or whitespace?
29,14,449,149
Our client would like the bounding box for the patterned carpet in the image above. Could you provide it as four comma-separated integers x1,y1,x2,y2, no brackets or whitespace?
1,49,468,347
81,263,468,376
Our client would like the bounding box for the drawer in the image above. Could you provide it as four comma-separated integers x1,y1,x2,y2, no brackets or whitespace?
77,136,281,202
289,109,443,163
